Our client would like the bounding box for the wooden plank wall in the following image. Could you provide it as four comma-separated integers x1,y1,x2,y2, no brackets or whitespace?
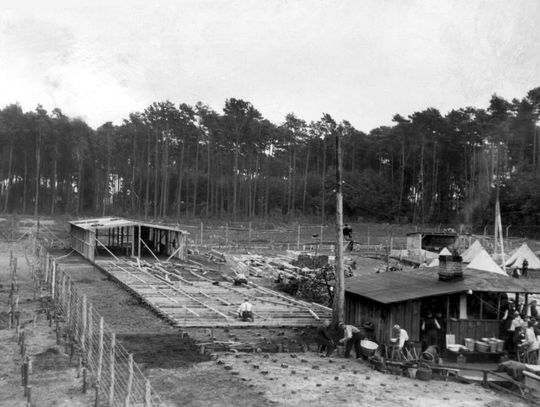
345,293,387,343
70,225,95,262
447,320,503,344
345,293,422,344
389,300,422,343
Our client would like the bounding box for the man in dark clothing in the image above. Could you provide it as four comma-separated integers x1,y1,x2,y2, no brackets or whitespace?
421,312,441,348
315,320,335,356
343,224,353,251
522,259,529,278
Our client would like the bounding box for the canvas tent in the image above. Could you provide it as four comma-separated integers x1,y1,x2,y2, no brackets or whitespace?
466,249,507,275
461,240,484,263
439,247,452,255
505,243,540,269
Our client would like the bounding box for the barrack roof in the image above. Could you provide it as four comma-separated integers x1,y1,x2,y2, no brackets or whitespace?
345,267,540,305
69,217,189,234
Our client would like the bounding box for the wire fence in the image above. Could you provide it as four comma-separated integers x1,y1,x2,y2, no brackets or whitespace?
34,239,162,407
179,222,409,252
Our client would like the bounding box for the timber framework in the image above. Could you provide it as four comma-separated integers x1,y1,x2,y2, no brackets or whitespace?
69,217,331,328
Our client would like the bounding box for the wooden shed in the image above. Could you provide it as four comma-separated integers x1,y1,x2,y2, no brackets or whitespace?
345,267,540,348
69,217,189,263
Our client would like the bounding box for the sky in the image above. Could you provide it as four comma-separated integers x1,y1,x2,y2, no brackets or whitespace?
1,0,540,131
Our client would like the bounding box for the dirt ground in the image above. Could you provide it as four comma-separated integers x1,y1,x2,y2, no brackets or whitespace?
0,231,534,406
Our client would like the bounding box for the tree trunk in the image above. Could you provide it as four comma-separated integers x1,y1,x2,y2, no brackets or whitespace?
153,130,159,219
35,128,42,217
23,152,28,214
131,132,137,213
3,140,13,213
103,130,111,217
206,139,211,216
176,130,186,222
302,144,311,213
144,132,151,219
398,140,405,217
50,142,58,216
193,130,200,217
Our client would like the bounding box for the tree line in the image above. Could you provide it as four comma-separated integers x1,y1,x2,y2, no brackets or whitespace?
1,89,539,231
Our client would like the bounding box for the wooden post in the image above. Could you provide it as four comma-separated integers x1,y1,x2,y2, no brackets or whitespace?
87,304,93,365
26,385,32,406
138,225,141,259
51,261,56,299
225,223,229,245
333,127,345,324
82,367,87,394
144,380,152,407
248,222,252,246
108,333,116,406
81,295,87,350
97,317,104,383
61,274,66,311
297,225,300,250
45,253,50,284
66,283,72,332
125,354,133,407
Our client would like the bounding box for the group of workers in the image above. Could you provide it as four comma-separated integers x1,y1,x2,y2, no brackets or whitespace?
315,319,411,359
504,300,540,362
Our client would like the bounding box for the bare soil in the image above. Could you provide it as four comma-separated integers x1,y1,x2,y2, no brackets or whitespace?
0,218,534,406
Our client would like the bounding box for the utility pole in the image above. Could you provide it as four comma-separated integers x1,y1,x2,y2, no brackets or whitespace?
333,125,345,325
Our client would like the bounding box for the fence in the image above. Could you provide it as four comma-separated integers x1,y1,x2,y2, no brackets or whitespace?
35,240,162,407
179,221,408,252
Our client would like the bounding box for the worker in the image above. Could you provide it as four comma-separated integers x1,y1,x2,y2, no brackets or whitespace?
390,324,409,350
507,311,524,355
237,298,254,322
234,273,248,286
421,312,441,348
338,322,364,358
343,224,353,251
315,320,335,356
522,259,529,278
524,320,539,363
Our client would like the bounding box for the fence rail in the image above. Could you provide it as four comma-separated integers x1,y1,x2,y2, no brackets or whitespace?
35,239,162,407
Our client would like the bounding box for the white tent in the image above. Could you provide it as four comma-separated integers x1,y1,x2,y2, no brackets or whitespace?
466,249,507,275
439,247,452,256
461,240,484,263
505,243,540,269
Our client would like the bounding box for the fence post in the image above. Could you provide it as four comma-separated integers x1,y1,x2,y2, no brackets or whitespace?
81,295,87,352
97,317,104,384
61,273,66,312
108,333,116,406
145,379,151,407
66,282,72,333
45,253,50,284
87,304,93,365
51,261,56,300
248,222,252,246
225,223,229,245
320,225,324,245
297,225,300,250
125,354,133,407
